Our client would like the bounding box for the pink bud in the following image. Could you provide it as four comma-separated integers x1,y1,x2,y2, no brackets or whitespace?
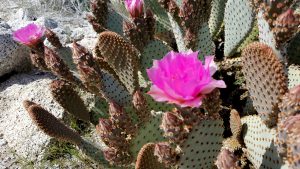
162,112,183,127
97,118,113,133
154,142,177,165
124,0,144,18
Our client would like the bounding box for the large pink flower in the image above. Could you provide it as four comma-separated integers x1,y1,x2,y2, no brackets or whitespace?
124,0,144,18
147,51,226,108
13,23,45,47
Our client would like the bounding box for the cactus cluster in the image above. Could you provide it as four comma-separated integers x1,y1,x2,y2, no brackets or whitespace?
12,0,300,168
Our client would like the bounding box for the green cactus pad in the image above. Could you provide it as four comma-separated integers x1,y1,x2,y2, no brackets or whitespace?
56,47,77,74
145,94,174,112
257,10,283,59
288,65,300,89
110,0,130,20
224,0,255,57
242,42,288,127
140,40,171,79
241,115,285,169
209,0,227,38
168,13,188,52
287,33,300,65
106,8,124,36
237,22,259,53
196,23,215,59
101,70,132,106
178,117,224,169
144,0,172,30
130,112,166,157
97,31,140,94
50,80,90,122
154,22,175,47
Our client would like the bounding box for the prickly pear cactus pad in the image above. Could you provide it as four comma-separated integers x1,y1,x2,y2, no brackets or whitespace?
96,31,140,94
196,23,215,58
50,79,90,122
241,115,285,169
140,40,171,79
23,100,83,146
224,0,255,57
144,0,172,30
242,42,288,127
106,8,124,35
288,65,300,89
101,70,133,106
110,0,130,19
130,112,166,157
237,22,259,53
178,116,223,169
287,33,300,65
257,10,277,48
168,13,188,52
209,0,227,38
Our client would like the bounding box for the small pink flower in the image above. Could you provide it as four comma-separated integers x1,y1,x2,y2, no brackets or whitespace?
13,23,45,47
124,0,144,18
147,51,226,108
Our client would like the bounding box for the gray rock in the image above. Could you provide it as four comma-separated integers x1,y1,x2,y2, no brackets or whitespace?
36,17,58,29
0,23,31,77
44,27,71,46
13,8,37,21
0,139,7,146
0,19,11,31
0,71,65,161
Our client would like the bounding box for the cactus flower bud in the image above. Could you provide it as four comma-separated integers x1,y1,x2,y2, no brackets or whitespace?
161,112,183,128
109,102,135,135
96,118,113,134
215,148,240,169
124,0,144,18
154,142,177,165
133,90,147,110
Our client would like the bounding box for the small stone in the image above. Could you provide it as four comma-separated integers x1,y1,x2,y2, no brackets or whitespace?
0,139,7,146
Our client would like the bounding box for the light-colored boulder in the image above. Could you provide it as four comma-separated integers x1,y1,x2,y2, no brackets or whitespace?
0,71,65,161
0,21,31,77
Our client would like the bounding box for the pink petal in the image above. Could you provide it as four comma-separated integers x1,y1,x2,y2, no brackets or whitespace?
201,79,226,94
147,85,174,102
179,96,203,108
204,55,217,75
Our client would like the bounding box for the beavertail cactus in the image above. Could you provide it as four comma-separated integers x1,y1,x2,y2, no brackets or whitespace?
9,0,300,168
23,100,83,145
50,79,90,122
241,42,288,127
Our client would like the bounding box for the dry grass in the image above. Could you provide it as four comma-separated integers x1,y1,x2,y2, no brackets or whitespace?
0,0,90,17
